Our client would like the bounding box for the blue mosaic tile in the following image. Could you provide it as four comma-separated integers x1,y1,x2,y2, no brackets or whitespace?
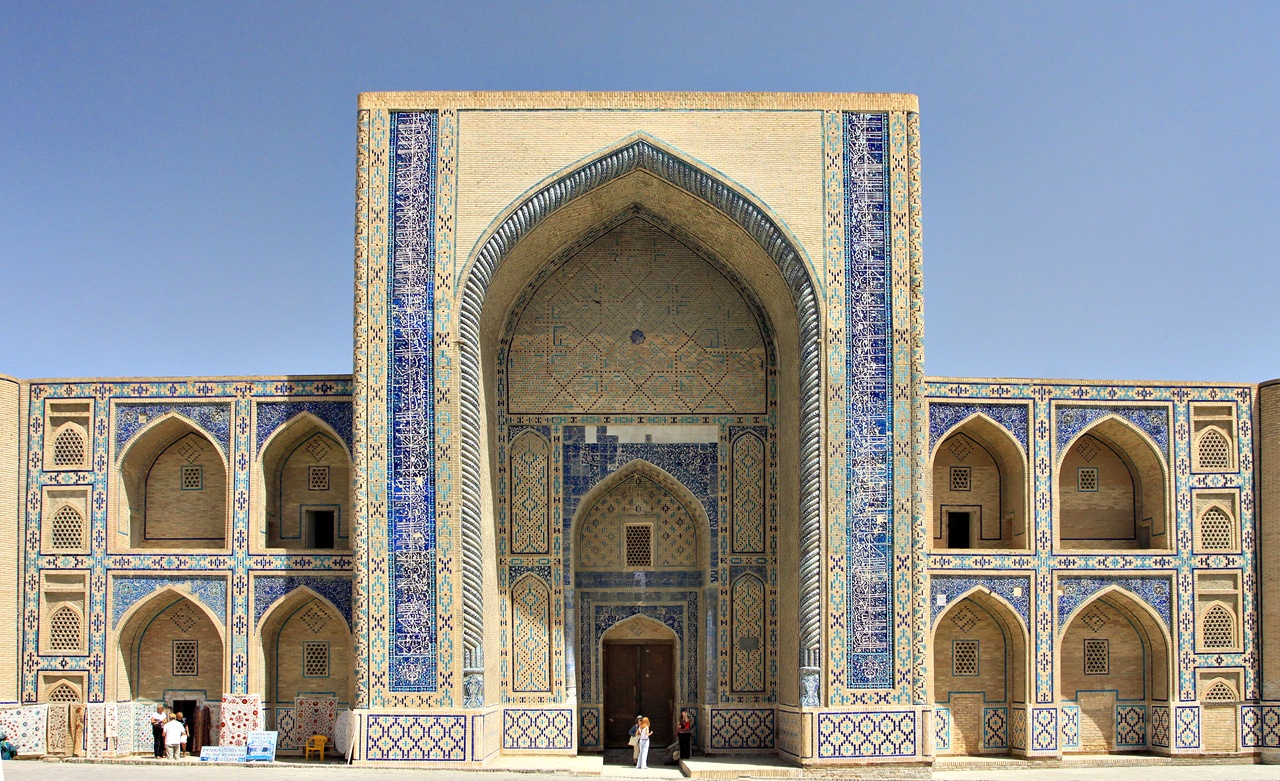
252,575,353,629
1056,405,1169,455
255,400,353,455
1057,575,1172,633
930,575,1031,628
111,575,228,628
115,402,232,455
929,401,1030,454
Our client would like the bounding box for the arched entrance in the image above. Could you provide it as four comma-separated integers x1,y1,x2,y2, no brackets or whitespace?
1058,588,1171,753
115,589,226,705
932,590,1028,755
601,616,679,751
930,415,1029,550
1057,417,1169,551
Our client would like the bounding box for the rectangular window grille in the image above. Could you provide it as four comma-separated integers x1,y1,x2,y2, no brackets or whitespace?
172,639,198,676
1083,638,1109,675
624,523,653,568
308,465,330,491
952,639,979,676
949,466,971,492
180,465,203,491
1077,467,1098,492
303,641,330,677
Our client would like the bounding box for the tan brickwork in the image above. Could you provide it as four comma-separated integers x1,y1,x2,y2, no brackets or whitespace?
1061,599,1158,702
1259,382,1280,700
0,375,20,702
131,596,224,701
268,598,354,708
142,432,227,544
275,433,351,548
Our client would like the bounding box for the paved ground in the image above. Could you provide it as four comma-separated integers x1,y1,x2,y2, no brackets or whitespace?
4,760,1280,781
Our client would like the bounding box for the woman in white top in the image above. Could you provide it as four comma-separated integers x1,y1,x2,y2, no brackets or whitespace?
634,716,651,769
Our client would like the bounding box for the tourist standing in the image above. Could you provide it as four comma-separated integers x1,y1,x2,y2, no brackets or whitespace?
149,705,167,758
628,715,642,764
677,709,693,761
634,716,651,769
162,713,186,760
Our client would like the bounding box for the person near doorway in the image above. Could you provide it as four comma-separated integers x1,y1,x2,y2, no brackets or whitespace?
635,716,651,769
677,710,693,761
149,705,167,758
629,715,643,764
174,709,189,757
162,713,187,760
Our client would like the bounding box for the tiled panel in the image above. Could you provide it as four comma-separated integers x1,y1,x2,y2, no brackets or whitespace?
365,714,467,761
816,711,916,758
1115,704,1146,747
502,708,574,750
709,708,774,750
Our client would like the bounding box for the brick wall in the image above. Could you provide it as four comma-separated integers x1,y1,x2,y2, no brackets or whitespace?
144,432,227,544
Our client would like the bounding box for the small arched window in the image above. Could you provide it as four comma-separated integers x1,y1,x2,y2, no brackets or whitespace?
1201,604,1237,649
1202,679,1237,702
47,682,79,702
1198,506,1235,551
48,606,81,651
1196,428,1232,472
51,426,86,468
50,505,84,550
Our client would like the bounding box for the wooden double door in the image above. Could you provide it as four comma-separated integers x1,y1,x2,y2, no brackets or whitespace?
603,641,675,748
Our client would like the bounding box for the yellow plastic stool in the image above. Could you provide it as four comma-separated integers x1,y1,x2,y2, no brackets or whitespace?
304,734,327,760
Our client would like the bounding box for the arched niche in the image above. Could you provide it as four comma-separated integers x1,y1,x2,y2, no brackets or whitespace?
258,413,352,551
1057,417,1169,551
600,614,680,750
114,589,226,702
115,415,228,549
460,138,820,706
255,588,354,713
932,589,1028,755
930,416,1028,550
1058,588,1171,753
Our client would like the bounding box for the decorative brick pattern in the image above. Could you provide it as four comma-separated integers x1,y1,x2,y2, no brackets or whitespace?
816,711,915,758
365,714,467,761
709,708,774,750
502,708,574,750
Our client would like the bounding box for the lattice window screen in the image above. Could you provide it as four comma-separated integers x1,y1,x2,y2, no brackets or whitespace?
1199,506,1235,550
1197,429,1232,471
952,639,979,676
50,506,84,549
1202,680,1237,702
1083,638,1109,675
303,642,329,677
180,465,202,491
48,607,81,651
308,465,330,491
949,466,971,492
172,639,198,676
1201,605,1237,649
624,524,652,568
47,682,79,702
52,427,86,468
1077,467,1099,492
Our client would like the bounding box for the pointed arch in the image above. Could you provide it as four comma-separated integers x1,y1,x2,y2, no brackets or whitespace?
1057,415,1169,550
508,573,552,693
1193,425,1234,472
933,588,1030,701
456,135,824,686
258,411,352,550
1059,585,1172,704
931,414,1029,550
601,613,678,643
507,429,550,555
255,585,354,710
115,413,228,549
114,588,226,702
51,424,87,468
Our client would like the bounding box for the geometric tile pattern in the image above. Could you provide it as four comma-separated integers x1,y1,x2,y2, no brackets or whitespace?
111,575,228,628
502,709,574,750
1059,704,1080,750
731,433,765,553
1261,706,1280,748
577,474,697,570
504,219,766,415
1150,705,1170,748
1240,704,1261,748
930,576,1031,628
930,402,1031,455
709,709,774,750
365,714,467,761
1056,405,1170,456
509,431,550,555
1057,576,1173,634
578,707,601,749
510,575,551,693
1115,704,1146,747
115,402,233,456
983,706,1008,750
934,707,951,753
731,574,766,693
254,400,353,455
252,575,353,630
1032,707,1057,751
816,711,916,758
1175,705,1200,750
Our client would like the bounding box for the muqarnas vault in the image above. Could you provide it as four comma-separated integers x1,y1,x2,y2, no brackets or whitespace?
2,92,1279,767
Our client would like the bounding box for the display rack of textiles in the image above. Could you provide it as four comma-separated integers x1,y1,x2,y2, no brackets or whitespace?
294,696,337,749
46,704,71,755
218,694,263,747
0,704,48,756
82,703,110,758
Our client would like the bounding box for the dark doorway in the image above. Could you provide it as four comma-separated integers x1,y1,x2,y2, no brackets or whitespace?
603,641,675,750
306,510,336,549
172,699,198,752
947,511,971,549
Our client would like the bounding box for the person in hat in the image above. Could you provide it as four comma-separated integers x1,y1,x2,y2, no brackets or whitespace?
628,715,643,764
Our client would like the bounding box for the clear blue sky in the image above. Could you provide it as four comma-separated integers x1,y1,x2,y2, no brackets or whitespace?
2,2,1276,383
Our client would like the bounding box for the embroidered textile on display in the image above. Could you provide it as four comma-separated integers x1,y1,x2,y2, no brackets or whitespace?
46,704,70,755
0,704,48,755
334,709,355,758
219,694,263,747
82,703,107,758
294,697,337,744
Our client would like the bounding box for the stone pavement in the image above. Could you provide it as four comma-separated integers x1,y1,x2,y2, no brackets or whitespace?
3,759,1280,781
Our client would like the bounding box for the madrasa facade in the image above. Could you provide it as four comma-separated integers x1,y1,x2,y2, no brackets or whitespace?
1,91,1278,767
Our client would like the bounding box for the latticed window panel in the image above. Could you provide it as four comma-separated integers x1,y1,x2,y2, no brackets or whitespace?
308,465,330,491
952,639,979,676
303,641,330,677
949,466,971,492
1077,467,1099,492
1083,638,1109,675
47,682,79,702
624,524,652,568
180,465,202,491
51,427,86,468
1202,680,1238,702
1201,605,1237,649
50,505,84,549
172,639,198,676
1197,429,1232,471
1199,506,1235,550
48,607,81,652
